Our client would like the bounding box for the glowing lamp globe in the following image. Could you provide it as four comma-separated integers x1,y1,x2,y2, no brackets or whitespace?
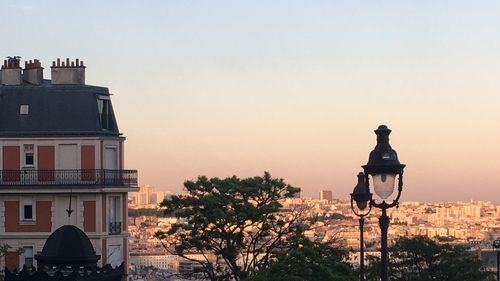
372,174,395,199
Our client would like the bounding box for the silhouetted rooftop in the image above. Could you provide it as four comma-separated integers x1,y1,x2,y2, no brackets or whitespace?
0,80,120,137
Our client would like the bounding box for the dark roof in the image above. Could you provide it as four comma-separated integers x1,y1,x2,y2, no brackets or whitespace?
35,225,100,266
0,80,120,137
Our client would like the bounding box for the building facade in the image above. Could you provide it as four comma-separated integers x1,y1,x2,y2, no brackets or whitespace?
0,56,138,270
319,190,333,201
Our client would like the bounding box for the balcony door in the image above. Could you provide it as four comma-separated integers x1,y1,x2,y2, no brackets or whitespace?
104,146,118,183
108,196,121,234
58,144,78,184
105,146,117,170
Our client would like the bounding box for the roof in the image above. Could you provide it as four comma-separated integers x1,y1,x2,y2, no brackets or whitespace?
35,225,100,266
0,80,120,137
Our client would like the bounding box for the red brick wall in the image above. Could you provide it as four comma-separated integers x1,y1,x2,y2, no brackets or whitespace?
83,201,96,232
5,252,19,271
2,146,20,169
5,201,52,232
2,146,20,181
37,146,55,181
81,145,96,180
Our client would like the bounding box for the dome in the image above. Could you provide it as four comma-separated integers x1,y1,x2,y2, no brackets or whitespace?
35,225,100,266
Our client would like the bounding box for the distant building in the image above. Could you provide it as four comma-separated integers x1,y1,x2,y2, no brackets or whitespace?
130,185,166,208
319,190,333,201
130,252,177,270
130,252,213,274
0,56,138,271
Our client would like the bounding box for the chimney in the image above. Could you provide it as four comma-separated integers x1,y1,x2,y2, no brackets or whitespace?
23,59,44,85
50,58,85,85
1,56,22,85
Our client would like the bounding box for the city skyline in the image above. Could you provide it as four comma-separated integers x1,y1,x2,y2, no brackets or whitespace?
2,1,499,202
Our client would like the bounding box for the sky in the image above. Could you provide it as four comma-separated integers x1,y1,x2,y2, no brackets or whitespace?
1,1,499,202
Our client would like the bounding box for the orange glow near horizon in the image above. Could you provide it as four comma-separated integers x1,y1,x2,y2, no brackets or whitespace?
2,1,499,202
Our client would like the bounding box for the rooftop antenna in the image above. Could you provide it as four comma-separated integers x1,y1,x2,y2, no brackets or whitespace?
66,188,74,224
5,56,21,68
6,56,21,60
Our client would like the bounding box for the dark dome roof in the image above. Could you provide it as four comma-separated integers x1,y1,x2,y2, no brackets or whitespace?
35,225,100,266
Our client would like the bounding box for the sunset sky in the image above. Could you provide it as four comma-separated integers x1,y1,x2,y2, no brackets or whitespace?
2,1,499,202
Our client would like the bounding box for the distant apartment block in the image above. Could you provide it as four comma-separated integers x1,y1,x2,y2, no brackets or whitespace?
319,190,333,201
130,252,213,274
129,185,166,208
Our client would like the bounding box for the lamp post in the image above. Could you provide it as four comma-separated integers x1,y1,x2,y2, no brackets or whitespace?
361,125,405,281
350,172,372,281
494,239,500,281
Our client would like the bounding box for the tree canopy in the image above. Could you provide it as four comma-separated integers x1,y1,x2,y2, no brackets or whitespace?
155,172,304,281
365,236,494,281
244,234,356,281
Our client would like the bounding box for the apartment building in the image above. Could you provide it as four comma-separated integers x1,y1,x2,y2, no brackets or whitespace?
0,56,138,270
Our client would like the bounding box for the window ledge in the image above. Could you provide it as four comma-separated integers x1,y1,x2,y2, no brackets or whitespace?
19,220,36,225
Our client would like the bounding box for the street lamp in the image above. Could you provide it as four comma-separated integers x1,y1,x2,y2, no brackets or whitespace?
362,125,405,281
494,238,500,281
350,172,372,281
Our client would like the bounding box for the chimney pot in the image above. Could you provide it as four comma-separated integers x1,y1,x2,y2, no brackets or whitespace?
50,57,86,85
1,56,22,85
23,58,44,85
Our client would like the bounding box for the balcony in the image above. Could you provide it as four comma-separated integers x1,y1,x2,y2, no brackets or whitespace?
0,169,137,187
109,222,122,235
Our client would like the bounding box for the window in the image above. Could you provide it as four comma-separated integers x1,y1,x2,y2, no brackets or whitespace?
22,198,34,221
107,244,122,267
108,196,121,234
23,246,34,268
20,105,29,115
97,96,113,130
23,144,34,167
24,205,33,220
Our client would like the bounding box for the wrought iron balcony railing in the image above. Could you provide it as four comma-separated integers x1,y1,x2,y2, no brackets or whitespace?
109,221,122,235
0,169,137,187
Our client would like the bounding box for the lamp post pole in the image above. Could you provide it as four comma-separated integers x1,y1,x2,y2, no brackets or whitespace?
379,206,390,281
359,216,365,281
494,239,500,281
351,172,372,281
361,125,405,281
